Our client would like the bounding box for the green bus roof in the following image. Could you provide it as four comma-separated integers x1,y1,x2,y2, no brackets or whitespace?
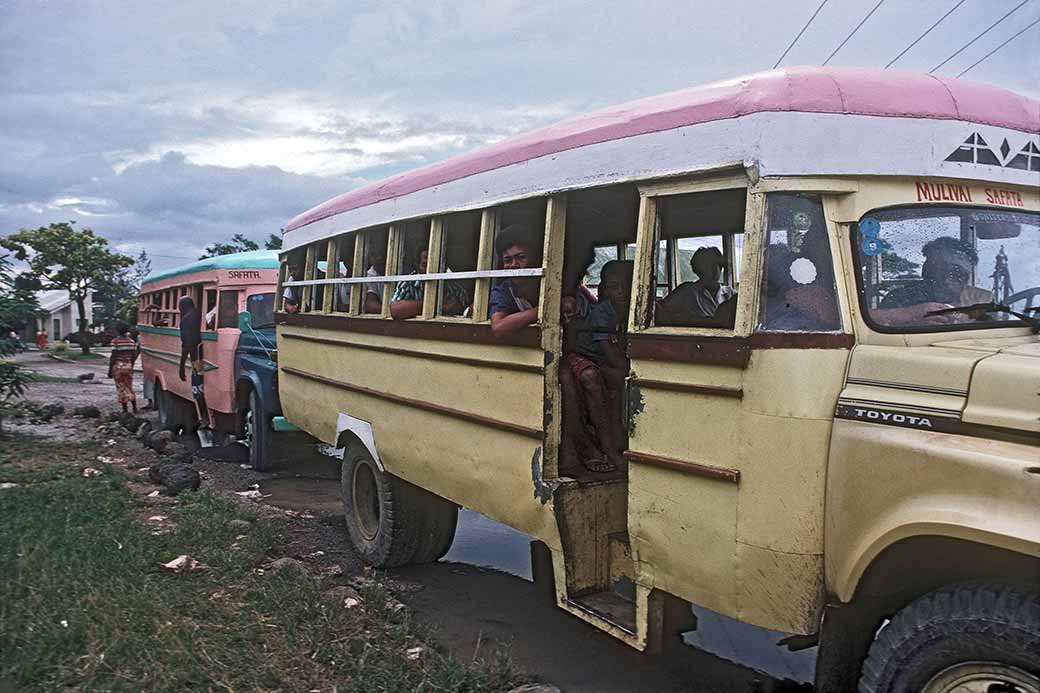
142,250,280,286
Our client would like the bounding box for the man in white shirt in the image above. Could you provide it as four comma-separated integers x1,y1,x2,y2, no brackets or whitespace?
655,246,736,327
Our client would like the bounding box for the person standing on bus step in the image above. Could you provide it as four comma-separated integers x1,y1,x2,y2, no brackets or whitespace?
489,225,543,338
389,247,468,320
559,260,633,474
107,322,139,413
177,296,211,434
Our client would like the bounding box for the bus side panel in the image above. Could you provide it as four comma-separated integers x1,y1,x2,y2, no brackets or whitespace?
140,330,192,402
278,326,563,549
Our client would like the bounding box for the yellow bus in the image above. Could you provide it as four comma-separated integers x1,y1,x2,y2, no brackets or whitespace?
276,67,1040,691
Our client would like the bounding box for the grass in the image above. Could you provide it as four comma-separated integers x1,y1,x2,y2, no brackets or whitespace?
25,371,79,383
0,439,525,692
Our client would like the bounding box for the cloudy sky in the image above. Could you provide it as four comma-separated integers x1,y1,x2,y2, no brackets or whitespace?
2,0,1038,272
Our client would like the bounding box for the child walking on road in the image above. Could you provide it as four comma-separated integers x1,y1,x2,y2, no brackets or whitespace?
108,322,139,413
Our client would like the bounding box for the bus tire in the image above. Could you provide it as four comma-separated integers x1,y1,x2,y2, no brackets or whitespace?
340,443,423,568
247,388,273,471
411,491,458,563
858,583,1040,693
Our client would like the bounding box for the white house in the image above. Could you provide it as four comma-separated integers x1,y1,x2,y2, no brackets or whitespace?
26,290,93,341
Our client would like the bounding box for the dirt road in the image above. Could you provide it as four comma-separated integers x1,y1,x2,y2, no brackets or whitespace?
6,354,812,692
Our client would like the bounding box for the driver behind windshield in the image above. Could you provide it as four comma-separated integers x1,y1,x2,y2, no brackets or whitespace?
875,236,992,326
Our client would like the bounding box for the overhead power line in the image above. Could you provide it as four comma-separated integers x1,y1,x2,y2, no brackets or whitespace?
930,0,1030,73
957,16,1040,77
823,0,886,66
886,0,967,68
774,0,830,69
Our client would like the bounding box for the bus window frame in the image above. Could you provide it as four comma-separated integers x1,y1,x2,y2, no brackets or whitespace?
630,174,761,338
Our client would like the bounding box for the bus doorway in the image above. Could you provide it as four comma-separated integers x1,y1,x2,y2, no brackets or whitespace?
548,183,642,641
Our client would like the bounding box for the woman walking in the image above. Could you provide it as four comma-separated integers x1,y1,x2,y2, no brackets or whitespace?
107,322,139,413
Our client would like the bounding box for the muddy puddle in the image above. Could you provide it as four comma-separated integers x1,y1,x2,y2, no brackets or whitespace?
260,470,815,689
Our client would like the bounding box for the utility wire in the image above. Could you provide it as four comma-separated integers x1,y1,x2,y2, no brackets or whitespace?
886,0,967,68
774,0,830,69
931,0,1030,72
823,0,886,66
957,16,1040,77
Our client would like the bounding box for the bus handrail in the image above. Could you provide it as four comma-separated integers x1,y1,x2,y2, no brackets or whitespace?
282,267,544,287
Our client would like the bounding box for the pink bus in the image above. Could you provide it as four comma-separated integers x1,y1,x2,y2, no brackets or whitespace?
138,251,280,442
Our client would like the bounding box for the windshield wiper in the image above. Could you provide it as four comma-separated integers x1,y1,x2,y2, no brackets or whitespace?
925,302,1040,333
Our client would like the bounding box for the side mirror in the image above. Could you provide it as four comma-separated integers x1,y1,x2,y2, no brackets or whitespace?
237,311,252,332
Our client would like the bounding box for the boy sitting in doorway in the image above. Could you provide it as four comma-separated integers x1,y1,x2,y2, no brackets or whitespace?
559,259,633,476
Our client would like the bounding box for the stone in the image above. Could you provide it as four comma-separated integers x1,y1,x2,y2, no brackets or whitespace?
148,461,201,496
322,585,362,604
267,557,308,577
73,405,101,418
144,430,174,453
228,519,252,531
136,421,153,440
39,403,64,419
77,372,95,382
118,412,141,431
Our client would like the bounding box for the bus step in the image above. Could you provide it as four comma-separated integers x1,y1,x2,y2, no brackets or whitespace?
608,531,634,583
569,590,637,635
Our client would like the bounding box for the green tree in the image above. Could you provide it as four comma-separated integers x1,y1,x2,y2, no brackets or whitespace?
0,253,42,429
1,222,134,354
94,250,152,329
264,233,283,250
199,233,259,259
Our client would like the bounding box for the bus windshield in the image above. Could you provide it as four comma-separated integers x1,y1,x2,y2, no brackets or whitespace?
854,206,1039,332
247,292,277,328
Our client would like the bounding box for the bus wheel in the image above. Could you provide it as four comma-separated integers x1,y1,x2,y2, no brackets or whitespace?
246,388,272,471
858,583,1040,693
340,443,427,568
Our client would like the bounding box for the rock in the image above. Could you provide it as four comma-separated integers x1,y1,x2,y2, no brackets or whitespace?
228,519,252,531
507,686,562,693
136,421,153,440
118,411,149,432
164,441,192,463
148,461,201,496
322,585,362,604
38,403,64,420
144,430,174,453
77,372,95,382
73,405,101,418
267,557,308,577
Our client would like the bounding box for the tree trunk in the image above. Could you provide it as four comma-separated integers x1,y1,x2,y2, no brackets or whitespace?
75,295,90,354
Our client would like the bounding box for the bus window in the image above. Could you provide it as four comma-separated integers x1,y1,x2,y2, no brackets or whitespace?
488,198,546,329
650,188,746,329
361,228,389,314
307,240,329,313
282,249,306,314
334,234,355,313
757,194,840,332
218,290,240,329
388,220,431,321
437,211,480,318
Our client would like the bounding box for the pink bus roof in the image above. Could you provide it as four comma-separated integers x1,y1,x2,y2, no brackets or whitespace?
285,66,1039,234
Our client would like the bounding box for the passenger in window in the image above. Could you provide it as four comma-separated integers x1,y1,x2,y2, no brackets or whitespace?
363,246,387,313
282,256,304,314
655,247,736,327
559,260,633,476
874,236,990,326
490,225,542,338
389,248,468,320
